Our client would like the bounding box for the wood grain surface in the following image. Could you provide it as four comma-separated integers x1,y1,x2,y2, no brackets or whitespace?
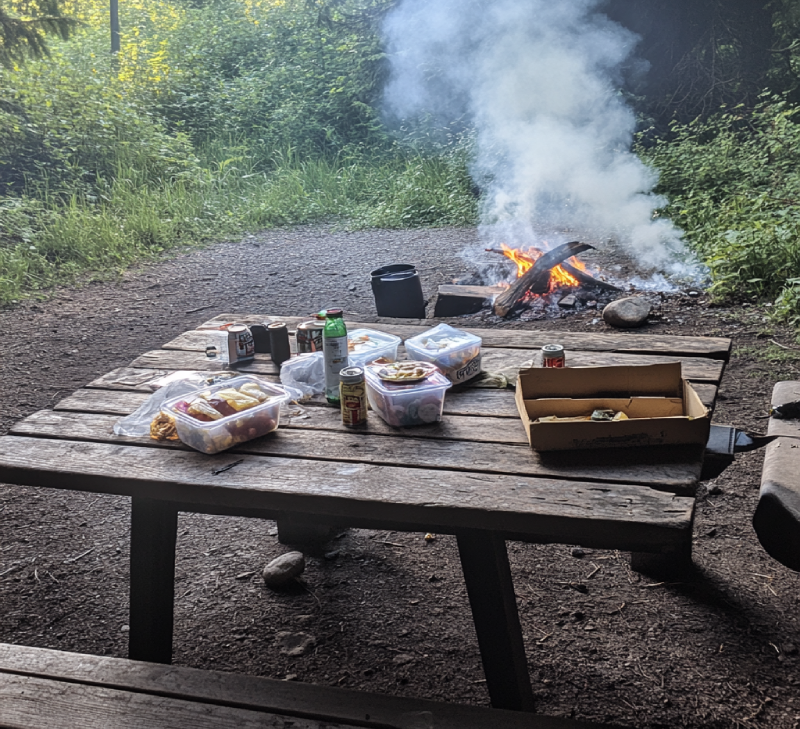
0,435,694,551
12,410,701,491
142,340,725,382
191,314,732,359
0,643,612,729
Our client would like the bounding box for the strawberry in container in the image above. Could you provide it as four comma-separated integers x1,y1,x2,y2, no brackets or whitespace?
162,376,290,454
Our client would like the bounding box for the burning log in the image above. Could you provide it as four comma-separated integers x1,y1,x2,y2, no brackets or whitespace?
558,260,622,293
493,241,594,317
485,246,620,294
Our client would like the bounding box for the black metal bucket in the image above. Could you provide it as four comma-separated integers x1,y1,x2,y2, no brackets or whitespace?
370,264,426,318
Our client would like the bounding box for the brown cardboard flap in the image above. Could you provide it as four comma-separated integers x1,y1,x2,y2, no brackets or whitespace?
518,362,683,399
524,397,686,420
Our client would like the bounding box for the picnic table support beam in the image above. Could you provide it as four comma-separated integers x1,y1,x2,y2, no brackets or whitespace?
456,530,535,712
129,498,178,664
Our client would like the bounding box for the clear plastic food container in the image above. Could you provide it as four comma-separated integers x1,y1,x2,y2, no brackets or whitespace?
162,375,290,454
347,328,402,368
364,367,452,427
403,323,482,384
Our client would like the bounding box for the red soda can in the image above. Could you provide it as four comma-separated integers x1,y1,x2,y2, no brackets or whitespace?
541,344,566,368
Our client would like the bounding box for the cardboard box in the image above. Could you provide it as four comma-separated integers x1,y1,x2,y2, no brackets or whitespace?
515,362,710,451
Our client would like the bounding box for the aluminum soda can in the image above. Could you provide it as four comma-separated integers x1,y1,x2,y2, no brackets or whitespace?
297,320,324,354
227,325,255,365
339,366,368,427
541,343,566,368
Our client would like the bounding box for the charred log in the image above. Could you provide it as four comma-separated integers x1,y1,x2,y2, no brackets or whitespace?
492,241,594,317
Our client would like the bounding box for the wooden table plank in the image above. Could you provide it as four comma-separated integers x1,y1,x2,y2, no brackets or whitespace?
79,371,719,415
0,436,695,552
191,314,732,360
0,673,354,729
129,347,725,383
0,644,614,729
12,410,702,491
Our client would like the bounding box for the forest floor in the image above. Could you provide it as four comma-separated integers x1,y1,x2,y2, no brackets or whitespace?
1,225,800,728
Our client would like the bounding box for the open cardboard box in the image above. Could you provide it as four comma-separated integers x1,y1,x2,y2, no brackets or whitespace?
515,362,710,451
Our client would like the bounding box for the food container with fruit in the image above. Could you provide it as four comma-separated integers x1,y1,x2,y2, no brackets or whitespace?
347,328,402,368
161,375,290,454
403,323,482,384
364,365,451,427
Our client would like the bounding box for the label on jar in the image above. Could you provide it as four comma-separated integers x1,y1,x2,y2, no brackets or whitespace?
340,380,367,426
323,335,349,400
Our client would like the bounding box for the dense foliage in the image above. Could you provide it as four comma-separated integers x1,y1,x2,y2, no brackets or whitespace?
638,95,800,324
1,0,800,330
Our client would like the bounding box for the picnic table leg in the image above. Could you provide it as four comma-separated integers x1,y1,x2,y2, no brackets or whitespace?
456,530,534,712
129,498,178,664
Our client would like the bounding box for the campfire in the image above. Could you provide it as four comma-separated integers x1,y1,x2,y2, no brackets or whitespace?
433,240,621,319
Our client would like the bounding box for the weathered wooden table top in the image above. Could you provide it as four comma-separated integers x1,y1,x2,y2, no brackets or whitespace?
0,315,731,552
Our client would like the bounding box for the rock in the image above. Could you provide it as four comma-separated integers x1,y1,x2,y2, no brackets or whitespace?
262,551,305,587
558,294,577,308
602,297,652,328
276,631,315,657
571,547,585,558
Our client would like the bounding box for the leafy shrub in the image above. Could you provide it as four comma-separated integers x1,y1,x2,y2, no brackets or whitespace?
638,94,800,322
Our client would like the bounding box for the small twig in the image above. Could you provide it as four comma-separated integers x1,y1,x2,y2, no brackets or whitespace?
586,563,602,579
0,564,23,578
382,541,405,548
34,568,40,583
212,459,244,475
298,580,322,610
608,602,626,615
63,547,94,564
185,304,215,315
46,571,60,584
235,571,256,580
472,678,488,684
770,339,796,350
643,582,665,588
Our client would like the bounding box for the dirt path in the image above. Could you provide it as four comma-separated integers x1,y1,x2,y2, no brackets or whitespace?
1,225,799,728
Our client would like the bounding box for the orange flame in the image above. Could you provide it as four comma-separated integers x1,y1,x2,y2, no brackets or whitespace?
499,243,586,292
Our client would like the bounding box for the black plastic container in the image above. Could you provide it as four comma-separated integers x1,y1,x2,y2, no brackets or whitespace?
370,264,426,318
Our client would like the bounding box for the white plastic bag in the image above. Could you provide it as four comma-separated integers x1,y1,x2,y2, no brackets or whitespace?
112,371,234,437
279,352,325,400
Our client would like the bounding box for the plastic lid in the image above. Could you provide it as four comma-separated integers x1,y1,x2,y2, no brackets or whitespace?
365,366,451,395
326,308,343,318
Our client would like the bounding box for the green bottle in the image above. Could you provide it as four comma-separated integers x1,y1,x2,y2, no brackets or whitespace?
323,308,348,405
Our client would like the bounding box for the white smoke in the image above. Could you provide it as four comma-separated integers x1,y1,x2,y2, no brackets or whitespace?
382,0,702,279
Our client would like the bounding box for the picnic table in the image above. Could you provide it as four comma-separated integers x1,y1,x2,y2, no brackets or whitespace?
0,314,731,713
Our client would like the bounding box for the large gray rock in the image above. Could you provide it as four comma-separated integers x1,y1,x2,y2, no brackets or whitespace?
262,551,305,587
602,296,652,328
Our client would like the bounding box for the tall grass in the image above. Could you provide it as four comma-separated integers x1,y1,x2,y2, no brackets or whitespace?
0,146,477,305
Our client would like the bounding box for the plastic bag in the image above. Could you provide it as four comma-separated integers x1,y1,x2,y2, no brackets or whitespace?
279,352,325,400
112,371,234,437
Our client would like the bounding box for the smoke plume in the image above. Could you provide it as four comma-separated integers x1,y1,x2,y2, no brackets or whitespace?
382,0,697,277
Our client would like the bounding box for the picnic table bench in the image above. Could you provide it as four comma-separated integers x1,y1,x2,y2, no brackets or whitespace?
0,314,732,715
0,643,614,729
754,381,800,571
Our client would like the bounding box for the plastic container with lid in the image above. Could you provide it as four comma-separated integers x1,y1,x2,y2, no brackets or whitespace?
403,323,482,384
162,375,291,454
364,366,452,427
347,328,402,368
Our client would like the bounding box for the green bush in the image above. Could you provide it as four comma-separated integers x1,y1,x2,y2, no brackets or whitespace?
638,94,800,323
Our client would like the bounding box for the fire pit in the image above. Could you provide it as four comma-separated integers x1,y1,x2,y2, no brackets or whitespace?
434,240,621,319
